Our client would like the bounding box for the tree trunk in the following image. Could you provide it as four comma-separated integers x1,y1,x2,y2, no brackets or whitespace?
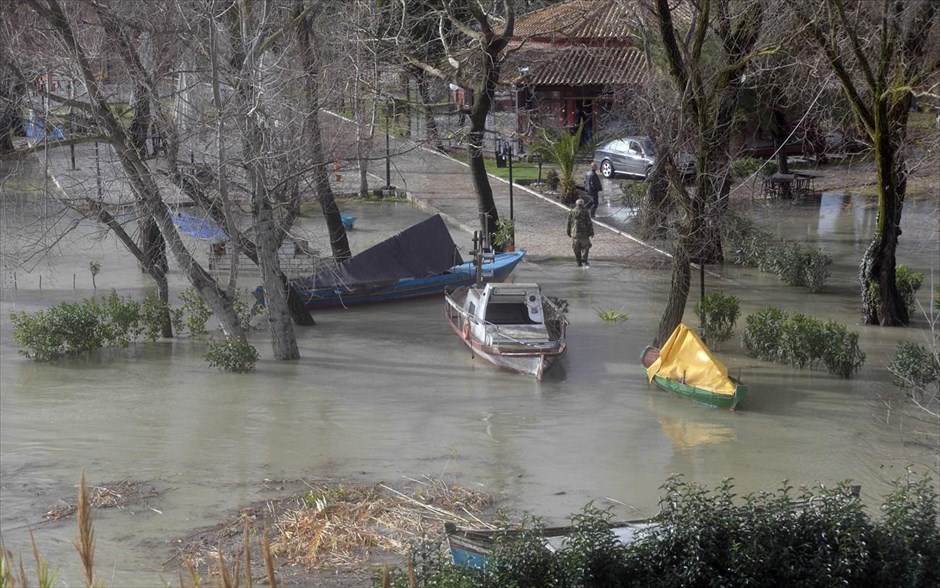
860,118,908,326
656,245,691,346
413,67,442,150
162,125,315,327
296,0,351,261
640,154,670,238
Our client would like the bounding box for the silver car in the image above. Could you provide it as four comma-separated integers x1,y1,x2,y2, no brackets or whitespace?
593,136,657,179
593,136,695,180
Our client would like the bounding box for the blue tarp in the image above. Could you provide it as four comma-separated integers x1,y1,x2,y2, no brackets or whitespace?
172,212,228,243
26,120,65,141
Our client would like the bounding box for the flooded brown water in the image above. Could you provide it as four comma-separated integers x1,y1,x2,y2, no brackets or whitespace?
1,168,938,585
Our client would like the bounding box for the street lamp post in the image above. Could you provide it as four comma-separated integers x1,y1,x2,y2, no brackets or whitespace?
385,99,392,190
507,142,515,247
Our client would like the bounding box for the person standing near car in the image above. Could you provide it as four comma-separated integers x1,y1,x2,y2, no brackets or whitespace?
566,198,594,267
584,162,603,217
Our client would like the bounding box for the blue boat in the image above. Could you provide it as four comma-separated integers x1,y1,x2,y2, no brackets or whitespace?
256,215,524,310
445,520,658,570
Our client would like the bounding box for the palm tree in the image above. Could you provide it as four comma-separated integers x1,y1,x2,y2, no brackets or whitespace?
533,122,585,205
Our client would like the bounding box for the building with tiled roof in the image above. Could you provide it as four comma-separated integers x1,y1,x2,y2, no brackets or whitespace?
488,0,652,146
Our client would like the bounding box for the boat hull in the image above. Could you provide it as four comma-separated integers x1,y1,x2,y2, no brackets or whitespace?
444,285,566,380
642,345,746,410
446,520,657,570
290,251,525,310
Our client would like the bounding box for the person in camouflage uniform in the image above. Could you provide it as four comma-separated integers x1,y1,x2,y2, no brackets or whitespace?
566,198,595,267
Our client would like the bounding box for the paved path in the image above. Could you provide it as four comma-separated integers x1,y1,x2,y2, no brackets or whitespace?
324,112,672,269
26,114,673,269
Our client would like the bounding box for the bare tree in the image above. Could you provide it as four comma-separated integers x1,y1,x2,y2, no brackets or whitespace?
644,0,767,345
294,0,352,262
390,0,516,237
21,0,248,337
796,0,940,326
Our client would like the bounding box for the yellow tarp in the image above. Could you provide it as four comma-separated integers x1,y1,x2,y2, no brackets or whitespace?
646,323,736,397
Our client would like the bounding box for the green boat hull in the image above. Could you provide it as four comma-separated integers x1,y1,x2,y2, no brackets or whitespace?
650,374,746,410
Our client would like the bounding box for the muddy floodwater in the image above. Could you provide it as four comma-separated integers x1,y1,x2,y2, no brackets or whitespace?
1,170,938,584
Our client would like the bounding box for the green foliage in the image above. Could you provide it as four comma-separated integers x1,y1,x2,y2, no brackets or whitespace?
11,299,103,360
744,308,865,378
769,242,832,292
779,313,828,369
382,474,940,588
491,217,516,248
889,341,940,389
820,320,866,378
545,168,560,191
694,291,740,347
730,156,777,179
9,292,153,360
722,216,831,292
531,122,585,204
595,308,630,323
896,265,924,313
620,181,645,208
177,288,212,336
97,290,142,346
205,336,259,373
232,290,263,332
140,292,170,341
742,306,789,361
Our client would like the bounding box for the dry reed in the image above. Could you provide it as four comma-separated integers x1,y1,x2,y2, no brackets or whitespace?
268,476,493,572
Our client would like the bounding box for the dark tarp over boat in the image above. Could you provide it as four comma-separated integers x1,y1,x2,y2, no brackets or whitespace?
292,214,464,293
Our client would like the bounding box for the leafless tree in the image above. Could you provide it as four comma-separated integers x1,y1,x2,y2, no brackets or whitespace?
294,0,352,262
795,0,940,326
388,0,516,237
642,0,769,345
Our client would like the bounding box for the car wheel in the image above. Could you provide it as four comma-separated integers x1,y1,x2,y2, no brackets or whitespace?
644,165,652,179
600,160,614,178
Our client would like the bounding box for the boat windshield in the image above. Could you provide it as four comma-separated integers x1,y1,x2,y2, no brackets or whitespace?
486,303,539,325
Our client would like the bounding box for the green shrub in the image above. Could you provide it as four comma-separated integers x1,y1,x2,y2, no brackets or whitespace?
820,321,866,378
205,336,259,373
694,291,740,348
11,309,67,361
620,181,646,208
383,474,940,588
801,247,833,293
97,290,142,346
177,288,212,336
140,292,171,341
742,306,789,361
743,310,864,378
595,307,630,323
889,341,940,389
896,265,924,313
779,313,827,369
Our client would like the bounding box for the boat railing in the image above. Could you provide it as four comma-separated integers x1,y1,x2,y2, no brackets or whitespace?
450,303,563,350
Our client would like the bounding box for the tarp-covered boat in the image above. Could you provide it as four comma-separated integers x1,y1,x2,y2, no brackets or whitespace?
642,323,747,410
274,215,524,309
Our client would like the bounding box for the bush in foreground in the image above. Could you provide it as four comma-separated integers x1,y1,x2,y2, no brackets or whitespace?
387,474,939,588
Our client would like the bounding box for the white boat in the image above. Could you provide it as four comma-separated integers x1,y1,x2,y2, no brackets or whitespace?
444,280,568,380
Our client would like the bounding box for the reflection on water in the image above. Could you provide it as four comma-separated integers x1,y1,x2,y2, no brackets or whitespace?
1,163,938,585
658,415,737,450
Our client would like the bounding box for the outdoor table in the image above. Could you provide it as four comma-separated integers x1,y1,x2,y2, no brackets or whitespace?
762,172,819,198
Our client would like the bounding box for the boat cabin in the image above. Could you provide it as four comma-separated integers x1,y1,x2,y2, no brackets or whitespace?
465,283,551,346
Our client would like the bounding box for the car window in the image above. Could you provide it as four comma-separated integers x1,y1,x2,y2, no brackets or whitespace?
606,140,625,154
640,139,655,156
627,141,640,155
